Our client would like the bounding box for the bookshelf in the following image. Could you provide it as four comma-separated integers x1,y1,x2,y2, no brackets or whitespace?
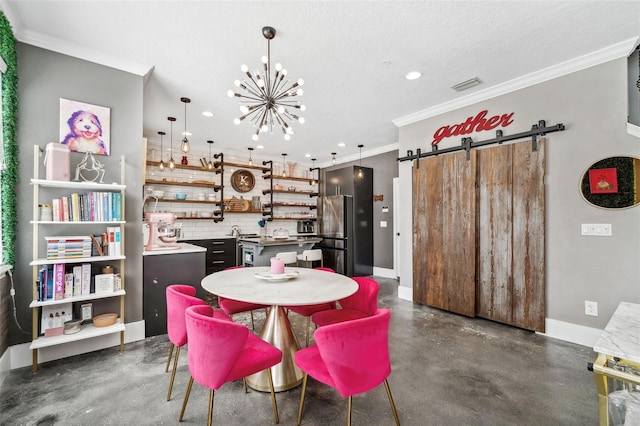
29,145,127,372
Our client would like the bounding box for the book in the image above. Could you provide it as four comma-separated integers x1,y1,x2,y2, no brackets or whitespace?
45,265,53,301
90,234,103,256
64,272,73,298
40,302,72,335
52,198,61,221
53,263,65,300
72,265,82,296
62,196,70,221
113,227,122,256
81,263,91,295
107,227,115,256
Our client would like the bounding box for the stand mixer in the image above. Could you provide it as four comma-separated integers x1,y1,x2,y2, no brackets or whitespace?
145,212,181,251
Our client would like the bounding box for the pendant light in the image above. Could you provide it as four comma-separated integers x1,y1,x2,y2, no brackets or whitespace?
180,97,191,153
248,147,254,166
168,116,176,170
357,144,364,178
310,158,317,186
207,140,214,170
331,152,336,165
158,131,166,171
282,153,287,177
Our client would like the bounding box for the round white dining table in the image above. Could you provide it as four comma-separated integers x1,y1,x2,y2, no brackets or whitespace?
201,266,358,392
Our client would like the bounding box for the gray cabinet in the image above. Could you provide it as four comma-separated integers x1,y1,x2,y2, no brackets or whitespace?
143,251,206,337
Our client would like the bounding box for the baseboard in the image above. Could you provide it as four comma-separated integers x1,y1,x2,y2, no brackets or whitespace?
538,318,602,348
5,320,146,371
372,267,396,279
398,285,413,302
0,346,10,386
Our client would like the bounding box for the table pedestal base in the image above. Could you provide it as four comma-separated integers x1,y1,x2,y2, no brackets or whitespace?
247,306,303,392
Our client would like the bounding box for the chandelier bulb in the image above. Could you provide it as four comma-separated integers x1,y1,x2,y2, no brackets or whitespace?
241,64,249,72
275,63,282,71
298,117,305,124
252,134,259,142
159,161,165,171
284,134,291,141
298,79,304,86
169,157,175,170
234,80,241,87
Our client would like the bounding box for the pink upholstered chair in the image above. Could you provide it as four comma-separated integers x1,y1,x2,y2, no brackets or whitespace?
218,266,268,330
311,276,379,327
165,284,230,401
286,267,337,347
295,308,400,425
180,304,282,425
314,267,335,273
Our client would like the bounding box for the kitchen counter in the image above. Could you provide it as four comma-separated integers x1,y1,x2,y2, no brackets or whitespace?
142,242,206,256
238,236,322,267
238,236,322,246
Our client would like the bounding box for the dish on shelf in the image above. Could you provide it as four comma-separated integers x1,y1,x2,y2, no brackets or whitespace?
93,313,117,327
174,212,186,218
199,211,213,218
150,190,164,198
254,270,299,282
175,193,187,200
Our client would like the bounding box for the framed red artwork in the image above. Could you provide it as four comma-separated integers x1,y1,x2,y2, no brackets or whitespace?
588,168,618,194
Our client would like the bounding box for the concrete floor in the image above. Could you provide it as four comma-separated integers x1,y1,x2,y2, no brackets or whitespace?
1,277,599,425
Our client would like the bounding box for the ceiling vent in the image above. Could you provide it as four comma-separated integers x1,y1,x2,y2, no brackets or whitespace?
451,77,482,92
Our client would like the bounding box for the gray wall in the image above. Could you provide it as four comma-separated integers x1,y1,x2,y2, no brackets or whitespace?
397,57,640,330
9,44,144,345
321,150,398,269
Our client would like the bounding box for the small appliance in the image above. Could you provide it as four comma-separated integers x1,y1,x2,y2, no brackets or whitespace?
145,212,181,251
297,220,315,234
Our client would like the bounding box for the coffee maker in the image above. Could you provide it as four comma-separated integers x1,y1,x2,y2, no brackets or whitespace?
297,220,315,234
145,212,181,251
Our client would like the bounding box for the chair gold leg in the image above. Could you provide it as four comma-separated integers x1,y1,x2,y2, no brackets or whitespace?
207,389,214,426
346,395,352,426
243,377,248,393
167,345,181,400
250,311,255,330
165,343,175,372
297,373,308,425
179,376,194,422
384,379,400,426
267,367,280,424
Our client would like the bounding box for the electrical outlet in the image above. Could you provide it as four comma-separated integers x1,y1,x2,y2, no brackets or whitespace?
585,301,598,317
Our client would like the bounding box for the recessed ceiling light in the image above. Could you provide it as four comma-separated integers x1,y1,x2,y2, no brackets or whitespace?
405,71,422,80
256,145,264,149
451,77,482,92
182,132,192,136
202,111,214,117
305,153,311,158
338,142,346,147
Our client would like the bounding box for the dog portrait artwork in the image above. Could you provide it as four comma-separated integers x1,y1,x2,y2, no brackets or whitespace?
59,99,110,156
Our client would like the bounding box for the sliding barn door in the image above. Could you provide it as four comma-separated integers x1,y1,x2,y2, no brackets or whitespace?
476,140,545,332
413,151,476,317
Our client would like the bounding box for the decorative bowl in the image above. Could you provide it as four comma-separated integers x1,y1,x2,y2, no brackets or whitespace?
93,313,117,327
175,193,187,200
150,190,164,198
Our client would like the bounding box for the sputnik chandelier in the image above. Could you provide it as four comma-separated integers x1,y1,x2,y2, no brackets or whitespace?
228,26,305,142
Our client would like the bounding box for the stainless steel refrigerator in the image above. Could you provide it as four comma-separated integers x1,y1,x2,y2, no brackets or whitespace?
318,195,355,276
319,177,374,277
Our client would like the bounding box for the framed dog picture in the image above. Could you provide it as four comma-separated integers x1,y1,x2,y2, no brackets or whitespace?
59,98,111,156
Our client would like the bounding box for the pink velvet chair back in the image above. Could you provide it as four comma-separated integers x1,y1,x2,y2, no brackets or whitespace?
166,285,207,347
338,276,379,315
314,308,391,397
185,304,249,390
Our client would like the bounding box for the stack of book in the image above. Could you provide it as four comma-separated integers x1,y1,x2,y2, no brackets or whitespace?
50,191,122,222
45,236,92,259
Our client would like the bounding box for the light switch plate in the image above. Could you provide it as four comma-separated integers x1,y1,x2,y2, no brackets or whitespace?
581,224,612,236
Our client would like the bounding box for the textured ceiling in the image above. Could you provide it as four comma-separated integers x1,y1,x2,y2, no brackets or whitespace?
3,1,639,166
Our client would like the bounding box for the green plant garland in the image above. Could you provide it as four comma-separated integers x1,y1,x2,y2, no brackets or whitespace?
0,12,18,266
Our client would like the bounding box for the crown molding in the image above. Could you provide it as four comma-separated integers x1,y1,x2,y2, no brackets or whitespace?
14,27,153,78
317,142,399,168
393,37,640,128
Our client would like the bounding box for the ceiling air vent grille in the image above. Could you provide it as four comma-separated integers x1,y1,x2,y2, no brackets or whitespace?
451,77,482,92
